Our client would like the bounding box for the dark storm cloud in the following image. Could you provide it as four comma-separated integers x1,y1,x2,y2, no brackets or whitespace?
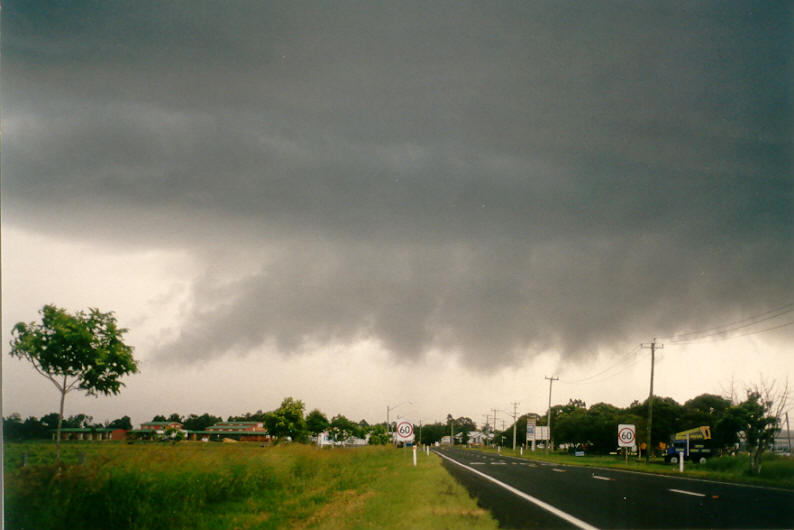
3,1,792,366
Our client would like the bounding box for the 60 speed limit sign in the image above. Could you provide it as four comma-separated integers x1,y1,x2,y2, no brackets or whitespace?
396,420,415,442
618,424,636,447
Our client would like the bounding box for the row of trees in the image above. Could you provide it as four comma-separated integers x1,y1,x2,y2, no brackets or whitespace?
151,397,392,445
3,413,133,441
491,387,786,473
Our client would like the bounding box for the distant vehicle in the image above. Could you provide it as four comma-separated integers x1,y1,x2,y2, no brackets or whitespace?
664,426,712,464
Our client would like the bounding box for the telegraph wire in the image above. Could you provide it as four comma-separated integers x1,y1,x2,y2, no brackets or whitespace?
559,345,642,385
669,319,794,345
664,302,794,343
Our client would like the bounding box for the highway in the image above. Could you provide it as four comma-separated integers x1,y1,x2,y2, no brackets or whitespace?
435,447,794,529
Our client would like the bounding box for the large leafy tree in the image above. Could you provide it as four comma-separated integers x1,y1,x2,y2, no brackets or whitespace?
264,397,308,443
731,390,781,474
305,409,330,435
182,413,223,431
328,414,361,442
9,305,138,459
108,415,133,430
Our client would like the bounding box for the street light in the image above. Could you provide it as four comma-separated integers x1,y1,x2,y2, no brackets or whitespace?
386,401,412,442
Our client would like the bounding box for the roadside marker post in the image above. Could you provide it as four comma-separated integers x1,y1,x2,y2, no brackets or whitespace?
679,451,684,472
413,445,417,466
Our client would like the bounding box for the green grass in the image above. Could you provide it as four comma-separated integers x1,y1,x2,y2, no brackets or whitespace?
5,442,498,529
468,446,794,489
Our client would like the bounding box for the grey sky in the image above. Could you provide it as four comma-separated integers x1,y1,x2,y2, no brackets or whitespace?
3,1,792,375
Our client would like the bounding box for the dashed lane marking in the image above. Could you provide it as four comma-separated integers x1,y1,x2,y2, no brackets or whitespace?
435,451,599,530
669,489,706,497
592,475,615,481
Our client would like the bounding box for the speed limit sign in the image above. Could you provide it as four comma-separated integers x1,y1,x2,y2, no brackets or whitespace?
396,420,415,442
618,424,636,447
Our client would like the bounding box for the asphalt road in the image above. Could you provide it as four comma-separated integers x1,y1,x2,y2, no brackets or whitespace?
436,447,794,529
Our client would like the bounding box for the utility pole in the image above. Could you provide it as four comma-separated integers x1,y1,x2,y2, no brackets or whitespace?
641,339,663,464
786,412,792,455
545,376,558,452
492,408,499,447
511,401,519,451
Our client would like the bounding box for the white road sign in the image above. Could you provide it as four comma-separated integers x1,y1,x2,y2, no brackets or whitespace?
395,420,415,442
526,424,549,441
618,424,636,447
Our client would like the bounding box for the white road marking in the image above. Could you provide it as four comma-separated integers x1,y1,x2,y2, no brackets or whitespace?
493,462,507,465
553,468,567,472
435,451,599,530
669,488,706,497
471,462,485,465
592,475,614,481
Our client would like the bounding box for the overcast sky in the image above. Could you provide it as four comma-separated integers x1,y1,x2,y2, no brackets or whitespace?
2,1,792,429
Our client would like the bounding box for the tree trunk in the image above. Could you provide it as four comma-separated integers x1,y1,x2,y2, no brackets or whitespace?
751,447,763,474
56,385,66,462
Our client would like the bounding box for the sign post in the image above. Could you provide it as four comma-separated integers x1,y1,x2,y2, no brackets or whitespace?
618,424,636,463
526,420,536,451
395,420,415,444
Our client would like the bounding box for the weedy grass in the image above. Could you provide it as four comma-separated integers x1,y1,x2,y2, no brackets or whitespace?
470,446,794,489
5,442,498,529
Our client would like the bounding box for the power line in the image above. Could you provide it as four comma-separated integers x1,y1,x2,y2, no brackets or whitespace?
559,345,641,385
664,302,794,343
669,319,794,345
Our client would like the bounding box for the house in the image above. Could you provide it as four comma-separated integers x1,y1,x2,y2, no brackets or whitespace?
139,421,182,434
52,427,116,441
467,431,490,446
206,421,265,432
189,421,271,442
773,430,792,455
315,431,370,447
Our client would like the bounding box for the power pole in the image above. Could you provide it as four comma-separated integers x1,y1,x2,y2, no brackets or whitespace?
641,339,663,464
545,376,558,452
511,401,520,451
492,408,499,447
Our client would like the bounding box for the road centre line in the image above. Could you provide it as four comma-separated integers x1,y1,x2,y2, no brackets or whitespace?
435,451,599,530
669,489,706,497
592,475,615,481
465,449,793,493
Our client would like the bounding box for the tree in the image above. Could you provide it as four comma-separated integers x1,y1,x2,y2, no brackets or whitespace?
264,397,308,443
152,414,167,422
9,305,138,460
731,389,782,474
108,415,133,430
368,424,390,445
682,393,736,452
329,414,361,442
182,413,222,432
167,413,183,423
305,409,330,435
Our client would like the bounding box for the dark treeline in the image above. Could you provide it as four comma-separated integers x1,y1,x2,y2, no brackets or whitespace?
3,413,133,441
4,392,770,456
495,393,743,454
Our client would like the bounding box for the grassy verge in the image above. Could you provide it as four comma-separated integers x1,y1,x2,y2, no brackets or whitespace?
466,446,794,489
5,442,498,529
